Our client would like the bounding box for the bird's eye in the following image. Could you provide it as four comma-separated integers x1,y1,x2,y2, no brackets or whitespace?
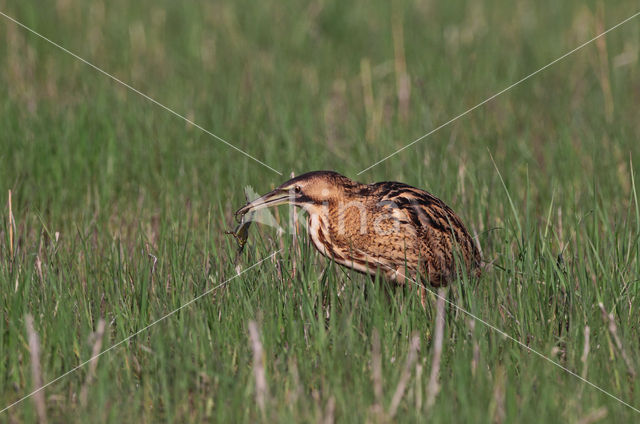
294,185,301,193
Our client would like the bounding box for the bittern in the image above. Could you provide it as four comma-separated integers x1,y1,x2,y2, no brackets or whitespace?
234,171,480,304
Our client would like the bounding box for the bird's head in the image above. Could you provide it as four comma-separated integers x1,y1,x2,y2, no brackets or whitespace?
235,171,358,218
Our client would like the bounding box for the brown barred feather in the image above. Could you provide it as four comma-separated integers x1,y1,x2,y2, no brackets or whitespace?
235,170,481,306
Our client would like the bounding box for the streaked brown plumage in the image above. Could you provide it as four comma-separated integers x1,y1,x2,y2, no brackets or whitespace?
235,171,480,304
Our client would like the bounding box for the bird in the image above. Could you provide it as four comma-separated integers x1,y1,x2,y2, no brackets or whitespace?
234,170,480,305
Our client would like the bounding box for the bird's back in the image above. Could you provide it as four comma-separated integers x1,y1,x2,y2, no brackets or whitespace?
318,181,480,286
375,181,480,282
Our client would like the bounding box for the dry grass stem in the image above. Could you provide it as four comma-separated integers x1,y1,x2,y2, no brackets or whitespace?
370,328,384,417
577,407,608,424
146,245,158,293
79,319,107,406
322,396,336,424
35,255,44,284
595,2,614,123
490,366,506,424
392,1,410,121
387,333,420,419
248,321,268,415
468,318,480,377
414,362,423,412
360,58,382,143
581,325,591,381
25,314,47,424
8,189,14,262
598,303,636,377
425,288,446,411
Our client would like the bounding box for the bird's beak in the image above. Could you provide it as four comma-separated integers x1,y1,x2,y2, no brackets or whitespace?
235,188,295,219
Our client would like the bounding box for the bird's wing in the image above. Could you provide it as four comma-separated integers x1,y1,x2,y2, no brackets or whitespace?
371,182,462,233
370,181,480,271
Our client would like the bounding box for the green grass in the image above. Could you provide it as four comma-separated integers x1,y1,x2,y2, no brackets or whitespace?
1,0,640,422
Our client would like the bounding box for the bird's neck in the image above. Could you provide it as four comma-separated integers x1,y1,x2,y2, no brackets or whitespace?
305,208,332,259
302,198,370,243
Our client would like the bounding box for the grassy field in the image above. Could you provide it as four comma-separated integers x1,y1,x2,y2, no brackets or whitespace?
1,0,640,422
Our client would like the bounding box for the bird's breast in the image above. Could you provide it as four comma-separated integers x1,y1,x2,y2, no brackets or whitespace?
307,214,347,260
307,213,376,275
308,214,330,257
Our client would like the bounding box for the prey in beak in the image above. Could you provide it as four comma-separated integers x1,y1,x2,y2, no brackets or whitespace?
226,184,300,254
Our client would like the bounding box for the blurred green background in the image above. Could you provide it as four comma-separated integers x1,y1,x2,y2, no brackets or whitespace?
1,0,639,422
